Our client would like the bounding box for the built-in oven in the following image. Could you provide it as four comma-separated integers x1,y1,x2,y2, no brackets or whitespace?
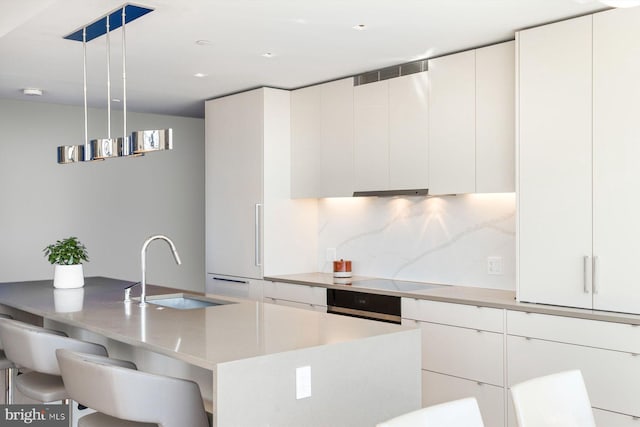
326,288,401,324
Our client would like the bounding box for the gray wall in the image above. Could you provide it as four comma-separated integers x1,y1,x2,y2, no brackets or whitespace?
0,99,205,292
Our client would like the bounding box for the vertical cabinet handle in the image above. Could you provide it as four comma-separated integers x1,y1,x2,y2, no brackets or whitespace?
255,203,262,267
593,255,599,294
583,256,591,294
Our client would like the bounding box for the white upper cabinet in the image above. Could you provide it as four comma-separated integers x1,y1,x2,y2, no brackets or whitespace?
592,7,640,313
428,50,476,195
354,80,390,192
429,41,514,196
476,41,515,193
518,8,640,314
354,72,429,193
389,73,429,190
517,16,593,309
291,78,354,198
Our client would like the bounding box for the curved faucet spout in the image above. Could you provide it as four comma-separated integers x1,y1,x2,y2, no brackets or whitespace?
140,235,182,307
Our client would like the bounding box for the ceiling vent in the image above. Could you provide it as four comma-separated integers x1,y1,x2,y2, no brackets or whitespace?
354,59,427,86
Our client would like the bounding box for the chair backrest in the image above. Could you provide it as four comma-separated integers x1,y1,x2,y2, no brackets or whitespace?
376,397,485,427
510,370,596,427
0,319,106,375
56,349,209,427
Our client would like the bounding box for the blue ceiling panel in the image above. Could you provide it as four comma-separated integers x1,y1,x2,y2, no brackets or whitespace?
64,4,153,42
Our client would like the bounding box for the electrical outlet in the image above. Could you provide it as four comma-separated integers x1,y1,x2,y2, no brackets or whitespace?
296,366,311,399
325,248,336,262
487,256,503,275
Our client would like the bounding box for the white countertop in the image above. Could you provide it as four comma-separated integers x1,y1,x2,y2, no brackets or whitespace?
266,272,640,325
0,277,413,371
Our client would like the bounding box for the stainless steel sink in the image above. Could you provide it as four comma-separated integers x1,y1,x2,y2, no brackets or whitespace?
144,294,232,310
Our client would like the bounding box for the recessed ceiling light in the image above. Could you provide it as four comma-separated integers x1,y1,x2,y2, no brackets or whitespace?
195,39,212,46
194,73,208,78
262,52,274,58
22,88,43,96
352,24,367,31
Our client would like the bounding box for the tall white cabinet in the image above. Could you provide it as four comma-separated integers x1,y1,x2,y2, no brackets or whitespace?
205,88,316,281
428,41,515,195
517,16,593,309
517,7,640,314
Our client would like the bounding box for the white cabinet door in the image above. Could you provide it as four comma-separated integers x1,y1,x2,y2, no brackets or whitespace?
476,41,515,193
592,7,640,314
320,78,355,197
423,371,505,427
389,72,429,190
206,90,263,279
507,335,640,418
419,322,504,386
290,78,354,198
516,16,593,308
354,80,389,192
428,50,476,195
290,85,321,198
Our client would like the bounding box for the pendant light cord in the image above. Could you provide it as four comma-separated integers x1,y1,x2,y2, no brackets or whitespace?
122,6,127,142
106,14,111,140
83,27,89,160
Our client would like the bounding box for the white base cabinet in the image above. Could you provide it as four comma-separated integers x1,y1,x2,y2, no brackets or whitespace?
506,310,640,424
263,281,327,312
423,370,505,427
402,298,506,427
206,274,264,301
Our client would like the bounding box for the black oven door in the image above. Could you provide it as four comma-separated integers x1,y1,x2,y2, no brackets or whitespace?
326,289,401,324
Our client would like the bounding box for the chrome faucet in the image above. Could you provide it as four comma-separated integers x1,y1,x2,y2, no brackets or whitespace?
139,235,182,307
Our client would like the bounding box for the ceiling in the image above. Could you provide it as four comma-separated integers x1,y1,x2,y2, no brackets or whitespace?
0,0,607,118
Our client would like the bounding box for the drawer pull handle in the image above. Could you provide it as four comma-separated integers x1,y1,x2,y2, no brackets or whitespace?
476,329,482,333
525,337,531,341
476,382,483,386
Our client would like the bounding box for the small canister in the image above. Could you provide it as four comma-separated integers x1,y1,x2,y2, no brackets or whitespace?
333,259,352,278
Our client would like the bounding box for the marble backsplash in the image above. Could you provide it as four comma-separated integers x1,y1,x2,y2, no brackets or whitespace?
317,193,516,290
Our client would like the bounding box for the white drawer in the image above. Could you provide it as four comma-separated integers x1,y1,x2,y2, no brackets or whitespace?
263,297,327,312
593,408,640,427
207,275,263,301
423,370,505,427
507,335,640,417
407,320,504,386
402,298,504,332
263,281,327,306
507,310,640,354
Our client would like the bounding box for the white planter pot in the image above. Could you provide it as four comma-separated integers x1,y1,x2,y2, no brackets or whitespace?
53,264,85,289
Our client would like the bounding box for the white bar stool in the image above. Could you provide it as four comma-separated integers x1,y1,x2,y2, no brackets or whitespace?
376,397,485,427
510,370,596,427
0,319,107,425
56,349,210,427
0,314,16,404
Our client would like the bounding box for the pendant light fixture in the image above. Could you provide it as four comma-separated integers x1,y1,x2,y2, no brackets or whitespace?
57,4,173,164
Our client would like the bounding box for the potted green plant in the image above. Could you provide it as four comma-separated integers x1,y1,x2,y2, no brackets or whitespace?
43,236,89,289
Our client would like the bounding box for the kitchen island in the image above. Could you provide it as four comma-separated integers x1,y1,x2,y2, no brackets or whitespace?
0,277,420,427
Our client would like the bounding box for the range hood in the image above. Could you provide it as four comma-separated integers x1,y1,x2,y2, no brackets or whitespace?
353,189,429,197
